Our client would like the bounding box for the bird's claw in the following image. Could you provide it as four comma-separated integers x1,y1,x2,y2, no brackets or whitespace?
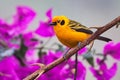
63,48,71,60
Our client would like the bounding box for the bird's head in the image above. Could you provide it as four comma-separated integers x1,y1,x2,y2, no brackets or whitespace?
50,15,69,27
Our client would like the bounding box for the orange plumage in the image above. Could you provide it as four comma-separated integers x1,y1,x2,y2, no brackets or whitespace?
50,15,111,48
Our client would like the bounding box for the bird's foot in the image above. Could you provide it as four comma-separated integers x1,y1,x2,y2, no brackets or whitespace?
63,48,71,60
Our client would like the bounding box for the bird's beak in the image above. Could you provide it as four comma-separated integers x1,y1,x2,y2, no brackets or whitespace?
49,22,57,26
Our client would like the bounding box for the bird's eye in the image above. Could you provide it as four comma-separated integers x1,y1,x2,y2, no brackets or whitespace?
60,20,65,25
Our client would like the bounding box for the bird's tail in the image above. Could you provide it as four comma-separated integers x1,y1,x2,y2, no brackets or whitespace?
97,36,112,42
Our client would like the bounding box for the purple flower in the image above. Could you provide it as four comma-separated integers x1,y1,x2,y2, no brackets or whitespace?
61,60,86,80
0,56,39,80
23,32,38,47
16,65,39,79
12,6,36,36
22,32,39,63
25,49,38,64
78,47,87,55
13,6,36,27
0,19,13,40
104,41,120,60
38,51,86,80
90,59,117,80
0,6,36,49
0,56,20,80
35,8,54,37
0,19,21,49
7,42,20,49
0,51,86,80
38,51,65,80
39,51,62,64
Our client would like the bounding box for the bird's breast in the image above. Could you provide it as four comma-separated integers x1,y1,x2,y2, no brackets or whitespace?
54,27,79,48
53,26,91,48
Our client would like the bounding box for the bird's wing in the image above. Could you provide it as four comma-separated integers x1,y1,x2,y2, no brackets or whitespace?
69,19,93,34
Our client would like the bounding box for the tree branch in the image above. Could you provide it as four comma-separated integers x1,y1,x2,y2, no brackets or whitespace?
23,16,120,80
0,39,8,48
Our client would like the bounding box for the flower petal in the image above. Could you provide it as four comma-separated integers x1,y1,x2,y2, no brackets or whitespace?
104,63,117,79
104,41,120,60
46,8,52,20
35,21,54,37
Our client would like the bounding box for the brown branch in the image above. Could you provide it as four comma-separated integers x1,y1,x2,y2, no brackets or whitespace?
0,39,8,48
23,16,120,80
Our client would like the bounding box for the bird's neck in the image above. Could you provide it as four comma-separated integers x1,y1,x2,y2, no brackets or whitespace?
53,26,67,36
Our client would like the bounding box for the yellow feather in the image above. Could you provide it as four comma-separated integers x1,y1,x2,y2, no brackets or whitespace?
51,15,111,48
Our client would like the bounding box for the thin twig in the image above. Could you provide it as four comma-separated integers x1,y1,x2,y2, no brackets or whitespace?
0,72,11,77
23,16,120,80
0,40,8,48
41,37,52,47
31,47,57,51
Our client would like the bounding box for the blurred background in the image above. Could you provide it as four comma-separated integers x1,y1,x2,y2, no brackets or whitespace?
0,0,120,80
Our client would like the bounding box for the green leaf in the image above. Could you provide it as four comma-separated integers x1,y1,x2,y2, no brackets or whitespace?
14,36,28,66
86,57,94,67
19,38,28,58
82,50,94,66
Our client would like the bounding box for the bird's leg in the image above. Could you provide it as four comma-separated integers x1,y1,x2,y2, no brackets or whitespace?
74,51,78,80
77,42,81,47
63,48,71,60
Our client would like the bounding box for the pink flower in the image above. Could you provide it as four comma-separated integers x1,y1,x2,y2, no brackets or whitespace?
38,51,86,80
0,19,20,49
0,19,13,40
0,56,20,80
104,41,120,60
78,47,87,55
25,49,38,63
90,59,117,80
61,60,86,80
23,32,38,47
35,8,55,37
13,6,36,27
12,6,36,36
